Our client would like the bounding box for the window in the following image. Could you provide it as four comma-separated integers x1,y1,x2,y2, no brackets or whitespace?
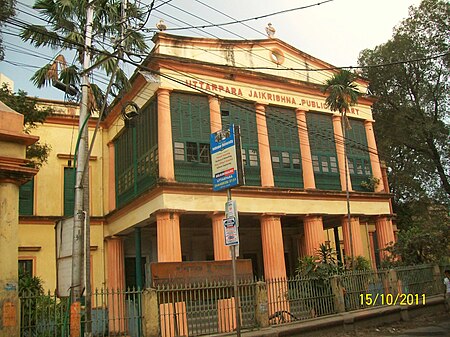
348,160,355,174
175,142,210,164
19,259,33,276
292,153,301,169
174,142,185,161
330,156,338,173
64,167,75,217
272,150,301,170
321,156,329,173
19,178,34,215
186,142,198,162
271,151,280,168
312,155,320,173
282,152,290,168
199,143,210,164
248,149,258,167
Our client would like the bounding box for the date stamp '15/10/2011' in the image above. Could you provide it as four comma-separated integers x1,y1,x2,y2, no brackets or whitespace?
360,293,426,306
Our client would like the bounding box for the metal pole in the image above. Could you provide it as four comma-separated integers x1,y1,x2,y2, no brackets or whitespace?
71,2,93,336
227,189,241,337
341,110,354,268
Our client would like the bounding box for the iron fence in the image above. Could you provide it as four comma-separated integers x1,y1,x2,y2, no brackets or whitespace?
395,264,437,296
20,264,447,336
20,288,143,337
155,279,257,337
340,269,390,311
266,276,335,325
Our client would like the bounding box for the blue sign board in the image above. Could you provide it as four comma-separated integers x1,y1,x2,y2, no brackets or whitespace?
210,125,244,191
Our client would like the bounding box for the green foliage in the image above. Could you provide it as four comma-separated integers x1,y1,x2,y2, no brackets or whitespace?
358,0,450,204
360,176,380,192
0,0,16,60
20,0,149,110
19,269,44,296
19,270,69,337
383,216,450,266
322,70,361,114
296,244,343,278
345,255,372,271
0,84,52,168
296,245,373,278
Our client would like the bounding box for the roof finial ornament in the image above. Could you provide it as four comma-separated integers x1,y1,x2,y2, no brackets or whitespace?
156,19,167,31
265,23,276,38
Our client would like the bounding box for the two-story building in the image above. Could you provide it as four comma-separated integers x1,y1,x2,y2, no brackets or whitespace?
17,33,396,292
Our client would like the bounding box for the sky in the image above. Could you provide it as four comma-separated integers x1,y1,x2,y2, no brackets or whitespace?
0,0,422,101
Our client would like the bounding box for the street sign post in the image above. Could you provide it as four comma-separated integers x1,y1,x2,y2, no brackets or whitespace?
210,124,244,336
210,124,244,191
223,217,239,246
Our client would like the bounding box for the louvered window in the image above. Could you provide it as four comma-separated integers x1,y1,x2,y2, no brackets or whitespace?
115,98,158,208
19,178,34,215
64,167,75,216
170,92,212,184
266,105,303,188
306,112,340,190
346,119,372,191
220,100,261,186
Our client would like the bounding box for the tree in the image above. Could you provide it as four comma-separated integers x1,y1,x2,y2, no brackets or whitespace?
322,70,362,264
358,0,450,207
383,211,450,266
20,0,149,110
0,0,16,60
0,84,52,168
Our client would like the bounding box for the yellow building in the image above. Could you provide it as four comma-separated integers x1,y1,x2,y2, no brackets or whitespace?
17,33,396,291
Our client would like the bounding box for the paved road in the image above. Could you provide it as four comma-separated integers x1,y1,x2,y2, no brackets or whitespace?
394,320,450,336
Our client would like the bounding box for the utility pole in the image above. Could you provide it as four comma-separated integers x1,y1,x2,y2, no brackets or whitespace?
71,1,93,336
341,109,354,268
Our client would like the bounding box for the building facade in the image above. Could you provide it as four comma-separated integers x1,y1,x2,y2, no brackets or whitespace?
17,33,396,292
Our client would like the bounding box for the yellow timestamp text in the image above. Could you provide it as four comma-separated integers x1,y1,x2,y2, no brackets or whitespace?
360,293,426,306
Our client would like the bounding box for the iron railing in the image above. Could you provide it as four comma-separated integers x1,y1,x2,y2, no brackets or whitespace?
20,288,143,337
19,264,447,336
155,279,257,337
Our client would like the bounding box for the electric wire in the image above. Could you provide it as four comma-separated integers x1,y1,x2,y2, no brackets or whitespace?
3,8,446,160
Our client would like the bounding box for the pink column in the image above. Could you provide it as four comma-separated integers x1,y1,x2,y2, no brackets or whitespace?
364,120,383,192
381,161,394,214
157,88,175,181
303,215,325,256
157,212,187,336
107,141,116,212
209,96,222,133
296,109,315,189
375,217,395,260
211,213,230,261
260,215,289,317
255,103,274,187
106,237,126,333
157,211,182,262
341,217,364,257
368,231,377,269
332,115,353,191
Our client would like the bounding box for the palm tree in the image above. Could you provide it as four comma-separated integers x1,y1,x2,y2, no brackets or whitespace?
20,0,149,111
322,70,361,266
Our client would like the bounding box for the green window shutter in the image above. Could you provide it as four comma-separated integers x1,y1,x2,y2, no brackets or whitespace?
306,112,340,190
346,119,372,191
19,178,34,216
170,92,210,142
170,92,212,184
114,98,158,208
220,100,261,186
266,106,303,188
64,167,75,217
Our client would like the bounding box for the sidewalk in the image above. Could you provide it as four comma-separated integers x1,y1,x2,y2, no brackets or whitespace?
230,295,448,337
